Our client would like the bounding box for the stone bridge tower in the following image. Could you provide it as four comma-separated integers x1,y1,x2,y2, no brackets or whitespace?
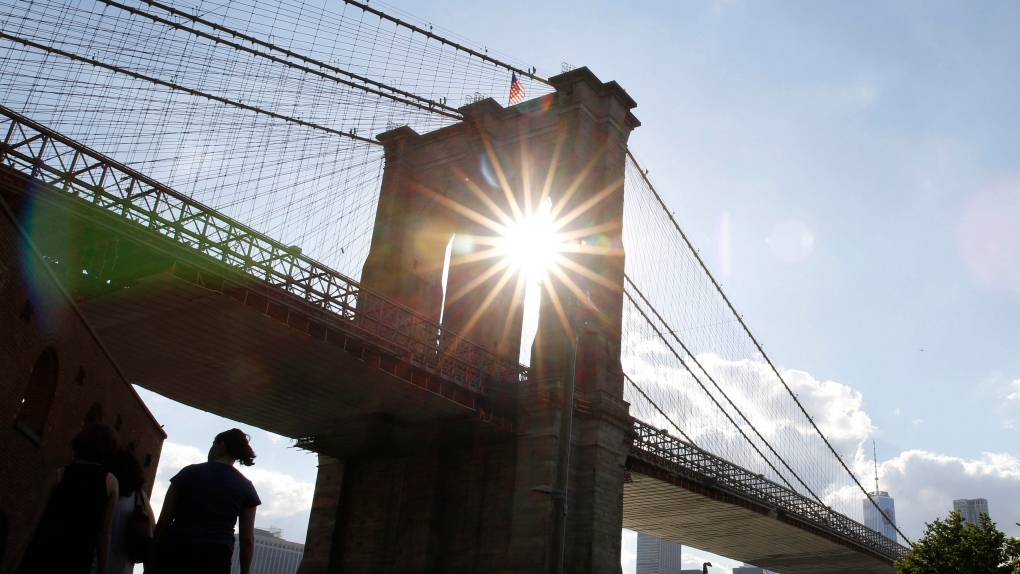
299,68,639,574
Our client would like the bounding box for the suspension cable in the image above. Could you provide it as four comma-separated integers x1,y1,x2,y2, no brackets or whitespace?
341,0,551,86
0,32,379,145
620,275,828,505
626,149,913,545
112,0,462,118
622,285,803,495
624,374,694,444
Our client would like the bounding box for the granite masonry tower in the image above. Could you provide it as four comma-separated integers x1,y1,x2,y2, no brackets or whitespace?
297,67,639,573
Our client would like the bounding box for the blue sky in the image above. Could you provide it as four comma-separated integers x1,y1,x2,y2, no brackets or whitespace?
137,1,1020,571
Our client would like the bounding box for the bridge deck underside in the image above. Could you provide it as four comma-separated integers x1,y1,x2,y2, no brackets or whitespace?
78,273,478,439
624,469,895,574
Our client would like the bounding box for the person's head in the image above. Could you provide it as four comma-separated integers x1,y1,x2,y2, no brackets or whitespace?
208,428,256,466
71,423,118,464
107,449,145,496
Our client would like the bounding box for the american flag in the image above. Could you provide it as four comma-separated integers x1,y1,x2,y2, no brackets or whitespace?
508,72,526,105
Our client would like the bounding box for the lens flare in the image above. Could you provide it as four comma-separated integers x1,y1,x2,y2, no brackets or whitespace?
958,176,1020,295
498,198,559,282
412,133,624,348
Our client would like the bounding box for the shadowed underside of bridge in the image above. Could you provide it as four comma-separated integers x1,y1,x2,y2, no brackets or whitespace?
76,273,489,436
625,422,901,572
624,471,893,573
0,157,518,443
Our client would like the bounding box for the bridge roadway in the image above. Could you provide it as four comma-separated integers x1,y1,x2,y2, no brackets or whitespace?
626,421,902,573
0,105,907,572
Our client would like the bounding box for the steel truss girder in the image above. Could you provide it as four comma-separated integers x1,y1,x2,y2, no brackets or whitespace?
630,419,908,562
0,105,526,394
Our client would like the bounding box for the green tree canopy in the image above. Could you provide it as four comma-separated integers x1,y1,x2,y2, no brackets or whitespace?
896,511,1020,574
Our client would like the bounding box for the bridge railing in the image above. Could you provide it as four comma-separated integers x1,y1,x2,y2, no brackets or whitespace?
0,104,526,393
630,419,908,562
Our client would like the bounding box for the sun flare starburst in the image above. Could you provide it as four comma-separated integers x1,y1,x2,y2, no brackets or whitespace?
415,137,624,360
497,198,560,283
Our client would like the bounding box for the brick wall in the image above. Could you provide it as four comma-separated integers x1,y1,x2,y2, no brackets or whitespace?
0,197,165,569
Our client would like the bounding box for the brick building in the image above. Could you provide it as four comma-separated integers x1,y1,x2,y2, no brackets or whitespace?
0,191,165,569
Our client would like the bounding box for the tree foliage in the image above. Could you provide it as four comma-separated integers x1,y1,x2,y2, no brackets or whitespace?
896,511,1020,574
1004,536,1020,572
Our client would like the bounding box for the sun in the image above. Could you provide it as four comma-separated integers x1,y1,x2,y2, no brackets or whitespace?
497,198,560,283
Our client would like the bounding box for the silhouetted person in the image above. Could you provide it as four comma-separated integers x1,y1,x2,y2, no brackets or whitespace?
150,429,260,574
7,423,120,574
93,449,153,574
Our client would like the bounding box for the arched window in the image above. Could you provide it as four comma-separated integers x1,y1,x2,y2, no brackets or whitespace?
17,347,59,439
83,403,103,426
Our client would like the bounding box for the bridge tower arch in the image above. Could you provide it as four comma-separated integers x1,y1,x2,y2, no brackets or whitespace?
300,68,639,574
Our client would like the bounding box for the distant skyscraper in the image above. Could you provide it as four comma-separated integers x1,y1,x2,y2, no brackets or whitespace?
864,441,897,541
636,532,683,574
864,491,898,541
230,526,304,574
954,498,990,525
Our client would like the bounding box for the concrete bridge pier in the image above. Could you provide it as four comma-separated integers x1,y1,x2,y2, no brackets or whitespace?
297,68,639,574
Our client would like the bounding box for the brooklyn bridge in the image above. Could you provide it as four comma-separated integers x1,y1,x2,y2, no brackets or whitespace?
1,0,909,571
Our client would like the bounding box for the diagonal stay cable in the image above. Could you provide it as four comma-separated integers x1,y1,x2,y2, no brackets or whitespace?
624,373,694,444
624,276,823,503
0,31,379,146
622,284,804,495
627,149,914,545
117,0,462,119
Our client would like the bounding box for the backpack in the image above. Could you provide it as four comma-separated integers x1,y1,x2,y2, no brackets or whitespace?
124,490,153,563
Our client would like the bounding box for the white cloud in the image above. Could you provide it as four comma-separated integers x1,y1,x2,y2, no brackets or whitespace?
622,311,1020,546
265,432,284,445
149,441,314,523
622,331,873,481
779,365,873,456
238,467,314,518
878,449,1020,540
